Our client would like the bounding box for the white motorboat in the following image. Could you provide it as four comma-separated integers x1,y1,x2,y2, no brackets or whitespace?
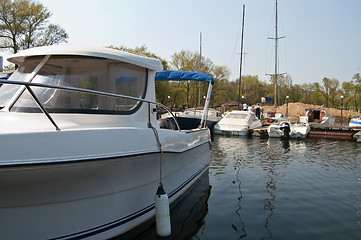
349,116,361,128
306,108,335,126
213,110,262,136
160,107,222,130
0,45,211,239
156,71,220,131
268,116,310,139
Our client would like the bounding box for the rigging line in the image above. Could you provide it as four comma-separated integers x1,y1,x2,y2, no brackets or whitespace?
230,7,245,81
278,8,288,76
265,3,277,77
148,122,164,185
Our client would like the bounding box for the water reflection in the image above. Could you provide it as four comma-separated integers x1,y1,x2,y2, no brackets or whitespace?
113,171,211,240
115,136,361,239
233,154,247,238
206,135,361,240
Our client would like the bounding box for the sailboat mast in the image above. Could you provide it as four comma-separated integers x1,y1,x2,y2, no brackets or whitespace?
198,32,202,106
274,0,278,112
238,4,245,109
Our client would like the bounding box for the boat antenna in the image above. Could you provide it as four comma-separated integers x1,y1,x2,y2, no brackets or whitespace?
238,4,246,110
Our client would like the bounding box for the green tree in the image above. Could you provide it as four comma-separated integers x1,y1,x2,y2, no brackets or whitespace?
212,65,230,106
351,73,361,111
240,75,264,105
341,81,355,110
277,74,293,105
170,50,215,106
299,83,313,104
0,0,68,53
33,23,68,47
322,77,339,107
311,82,325,106
109,45,169,70
289,84,303,103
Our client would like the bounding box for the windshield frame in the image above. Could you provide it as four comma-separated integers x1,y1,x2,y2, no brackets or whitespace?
1,55,148,115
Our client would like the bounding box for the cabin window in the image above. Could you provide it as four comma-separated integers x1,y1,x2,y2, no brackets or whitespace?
0,59,40,108
226,112,247,119
8,56,147,114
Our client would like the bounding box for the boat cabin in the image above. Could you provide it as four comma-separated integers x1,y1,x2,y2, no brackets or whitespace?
306,108,326,123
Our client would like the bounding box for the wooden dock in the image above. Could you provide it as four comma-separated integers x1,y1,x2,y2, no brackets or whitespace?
251,126,269,138
251,125,361,141
308,125,361,140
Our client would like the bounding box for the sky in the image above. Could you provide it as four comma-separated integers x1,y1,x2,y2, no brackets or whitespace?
2,0,361,85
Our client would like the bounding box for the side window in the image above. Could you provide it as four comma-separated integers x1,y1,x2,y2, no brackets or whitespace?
10,56,148,114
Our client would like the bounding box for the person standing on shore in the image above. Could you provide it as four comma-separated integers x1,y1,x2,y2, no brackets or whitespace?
255,103,262,119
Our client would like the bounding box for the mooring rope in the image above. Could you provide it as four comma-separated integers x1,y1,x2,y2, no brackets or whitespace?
148,122,163,186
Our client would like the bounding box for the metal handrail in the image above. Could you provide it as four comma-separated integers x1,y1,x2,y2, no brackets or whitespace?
0,79,181,131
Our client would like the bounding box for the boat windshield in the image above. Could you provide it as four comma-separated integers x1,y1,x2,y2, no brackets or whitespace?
0,56,147,114
226,112,248,119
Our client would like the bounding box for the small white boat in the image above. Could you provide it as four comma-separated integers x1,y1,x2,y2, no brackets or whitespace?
0,45,211,239
213,110,262,136
268,116,310,139
156,71,220,131
349,117,361,128
160,107,222,130
306,108,335,126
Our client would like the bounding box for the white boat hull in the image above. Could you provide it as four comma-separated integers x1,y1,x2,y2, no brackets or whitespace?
349,117,361,127
213,111,262,136
268,123,310,139
0,45,213,239
213,126,250,136
0,127,210,239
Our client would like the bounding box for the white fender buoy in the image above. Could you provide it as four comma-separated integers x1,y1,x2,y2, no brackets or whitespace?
154,185,171,237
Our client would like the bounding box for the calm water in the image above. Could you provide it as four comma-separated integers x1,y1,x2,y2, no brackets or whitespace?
117,136,361,240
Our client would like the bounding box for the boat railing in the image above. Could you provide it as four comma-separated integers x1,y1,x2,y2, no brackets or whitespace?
0,79,181,131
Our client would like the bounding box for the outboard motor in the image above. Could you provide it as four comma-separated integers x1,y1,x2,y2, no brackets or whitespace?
279,122,290,139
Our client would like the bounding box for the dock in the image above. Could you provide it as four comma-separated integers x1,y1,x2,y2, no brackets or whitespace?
308,125,361,140
251,126,269,138
251,125,361,141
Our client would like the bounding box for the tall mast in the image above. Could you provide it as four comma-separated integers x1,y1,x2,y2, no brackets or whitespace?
198,32,202,107
274,0,278,112
267,0,285,111
238,4,246,109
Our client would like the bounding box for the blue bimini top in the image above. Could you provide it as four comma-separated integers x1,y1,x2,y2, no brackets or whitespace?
155,70,214,84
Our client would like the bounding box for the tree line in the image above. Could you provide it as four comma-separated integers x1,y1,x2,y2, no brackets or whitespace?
0,0,68,54
1,0,360,112
121,45,361,112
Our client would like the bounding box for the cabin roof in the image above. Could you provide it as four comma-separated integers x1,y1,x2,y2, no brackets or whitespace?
7,45,163,71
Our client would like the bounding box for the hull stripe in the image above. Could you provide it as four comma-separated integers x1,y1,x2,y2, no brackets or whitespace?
50,163,209,240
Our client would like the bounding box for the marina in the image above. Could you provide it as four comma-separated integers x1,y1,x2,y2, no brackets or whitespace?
114,135,361,240
0,0,360,239
0,45,359,239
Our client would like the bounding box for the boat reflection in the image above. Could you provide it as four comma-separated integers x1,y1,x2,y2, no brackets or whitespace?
112,171,211,240
233,154,247,238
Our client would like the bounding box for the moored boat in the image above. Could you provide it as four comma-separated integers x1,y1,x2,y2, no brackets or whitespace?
267,116,310,139
156,70,219,130
0,45,211,239
213,110,262,136
306,108,335,126
349,116,361,128
160,107,222,130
